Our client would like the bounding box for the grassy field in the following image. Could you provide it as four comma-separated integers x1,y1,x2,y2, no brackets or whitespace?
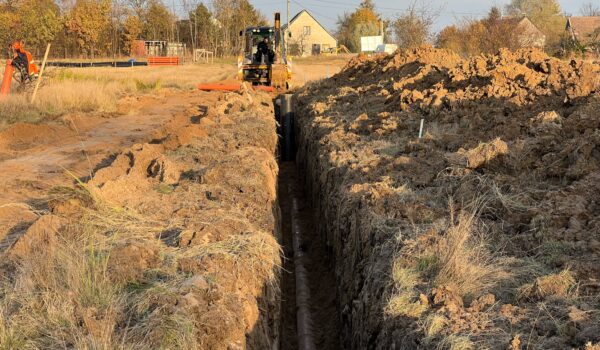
0,54,350,130
0,62,236,129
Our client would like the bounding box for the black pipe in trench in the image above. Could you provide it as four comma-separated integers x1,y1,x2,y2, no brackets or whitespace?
280,93,316,350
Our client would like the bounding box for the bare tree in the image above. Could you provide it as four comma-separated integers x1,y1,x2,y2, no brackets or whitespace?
393,0,439,48
181,0,198,55
211,0,264,56
126,0,147,18
581,2,600,16
335,1,381,52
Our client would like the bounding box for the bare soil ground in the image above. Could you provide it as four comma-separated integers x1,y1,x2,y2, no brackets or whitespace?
291,56,349,87
0,93,193,207
0,86,282,349
295,47,600,349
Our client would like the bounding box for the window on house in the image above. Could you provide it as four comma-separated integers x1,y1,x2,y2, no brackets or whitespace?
303,26,311,36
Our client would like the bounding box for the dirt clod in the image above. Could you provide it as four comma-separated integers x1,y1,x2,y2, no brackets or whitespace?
9,214,65,259
108,242,160,283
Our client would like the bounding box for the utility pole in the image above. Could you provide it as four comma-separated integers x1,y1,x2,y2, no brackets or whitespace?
171,0,178,44
286,0,290,53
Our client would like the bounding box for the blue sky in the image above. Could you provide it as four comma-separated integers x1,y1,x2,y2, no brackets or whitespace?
250,0,591,33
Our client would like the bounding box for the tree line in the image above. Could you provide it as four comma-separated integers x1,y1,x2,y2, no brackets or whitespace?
0,0,265,58
336,0,600,57
3,0,599,59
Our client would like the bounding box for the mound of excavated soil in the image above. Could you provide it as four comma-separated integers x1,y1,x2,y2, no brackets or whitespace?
0,123,73,155
0,91,281,349
296,47,600,349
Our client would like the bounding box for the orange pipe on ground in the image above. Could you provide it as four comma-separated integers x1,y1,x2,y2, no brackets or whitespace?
197,83,278,93
1,60,14,96
254,85,276,93
197,83,241,92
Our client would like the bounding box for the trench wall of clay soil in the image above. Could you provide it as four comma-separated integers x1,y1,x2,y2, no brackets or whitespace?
294,103,393,349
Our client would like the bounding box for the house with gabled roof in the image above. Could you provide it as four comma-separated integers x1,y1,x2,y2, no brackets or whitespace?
282,10,338,56
498,17,546,48
566,16,600,46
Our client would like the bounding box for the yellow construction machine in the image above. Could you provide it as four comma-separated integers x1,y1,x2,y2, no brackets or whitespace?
237,13,292,90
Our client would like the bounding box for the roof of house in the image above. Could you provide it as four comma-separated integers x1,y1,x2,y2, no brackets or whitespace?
282,10,337,42
498,17,546,38
566,16,600,42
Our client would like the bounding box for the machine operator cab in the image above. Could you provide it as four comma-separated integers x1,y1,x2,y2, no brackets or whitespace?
242,27,277,65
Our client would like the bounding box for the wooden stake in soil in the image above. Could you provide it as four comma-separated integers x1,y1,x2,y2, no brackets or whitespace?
30,43,51,104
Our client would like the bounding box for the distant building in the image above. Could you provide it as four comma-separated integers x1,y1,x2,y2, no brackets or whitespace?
141,41,186,58
499,17,546,48
565,16,600,46
282,10,338,56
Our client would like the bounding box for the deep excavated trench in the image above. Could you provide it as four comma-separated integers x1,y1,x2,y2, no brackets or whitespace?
276,96,341,350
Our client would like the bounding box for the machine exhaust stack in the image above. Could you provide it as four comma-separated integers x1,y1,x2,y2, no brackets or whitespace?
275,12,281,30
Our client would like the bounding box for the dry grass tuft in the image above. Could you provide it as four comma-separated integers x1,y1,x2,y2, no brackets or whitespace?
436,334,476,350
386,206,511,319
386,263,428,318
518,269,576,301
180,230,282,287
434,209,511,298
0,186,172,348
125,291,198,349
0,78,130,129
0,181,280,348
386,292,429,318
0,232,125,349
0,309,25,350
385,204,520,348
424,314,449,338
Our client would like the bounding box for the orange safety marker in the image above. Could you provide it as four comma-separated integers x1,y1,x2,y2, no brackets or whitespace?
1,60,14,96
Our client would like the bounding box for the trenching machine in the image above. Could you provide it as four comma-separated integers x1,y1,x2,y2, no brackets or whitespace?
237,13,292,90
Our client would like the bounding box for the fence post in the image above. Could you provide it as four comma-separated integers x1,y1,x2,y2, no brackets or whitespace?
30,43,51,104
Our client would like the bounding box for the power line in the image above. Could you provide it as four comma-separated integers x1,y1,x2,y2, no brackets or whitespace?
289,0,341,22
150,0,494,27
294,0,491,17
